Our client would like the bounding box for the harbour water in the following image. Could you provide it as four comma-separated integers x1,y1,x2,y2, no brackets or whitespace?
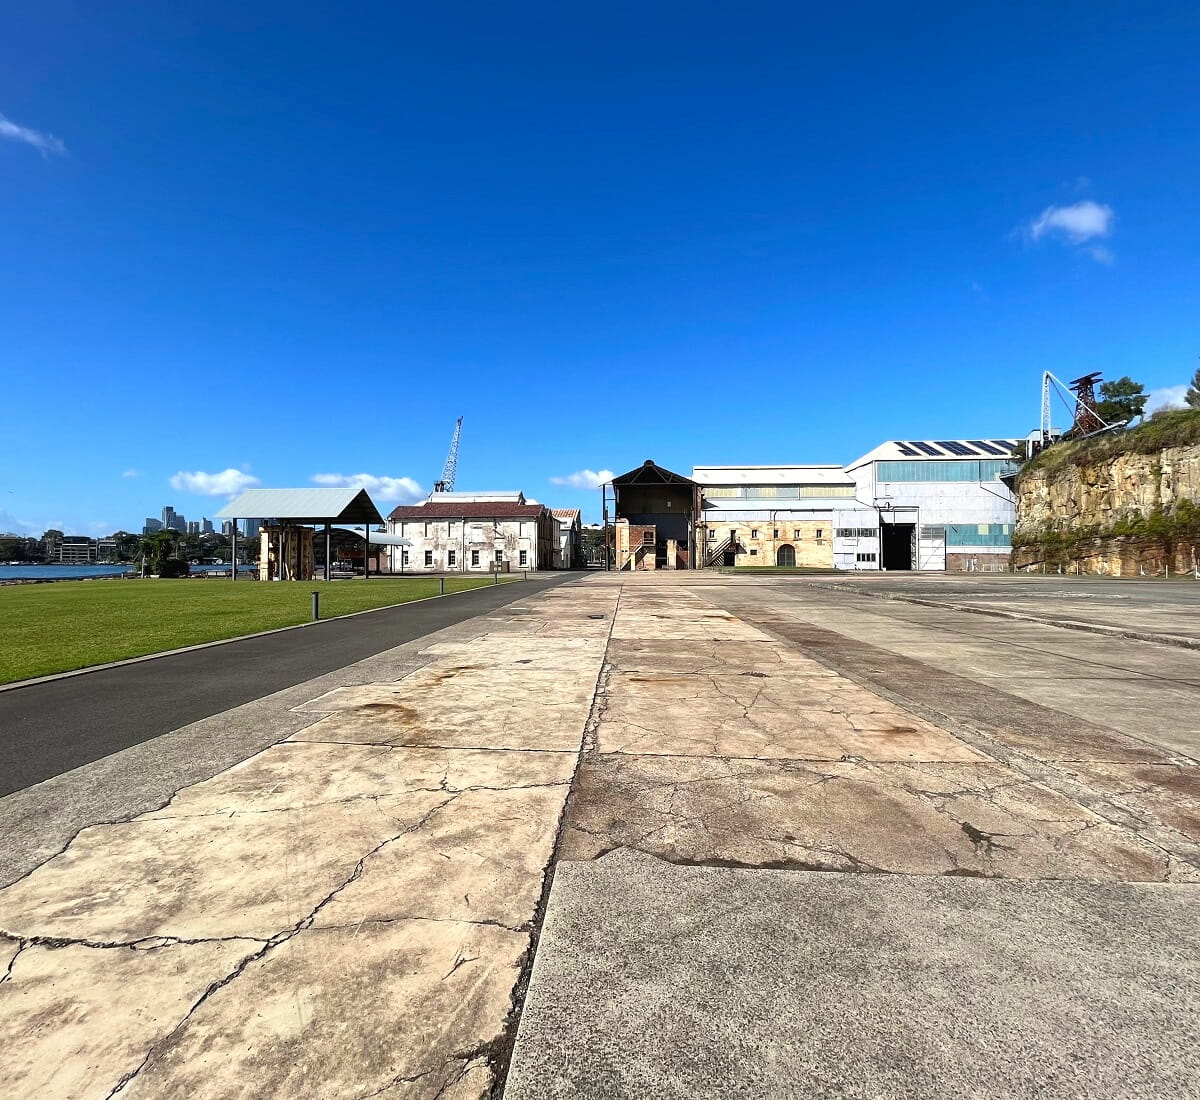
0,564,255,582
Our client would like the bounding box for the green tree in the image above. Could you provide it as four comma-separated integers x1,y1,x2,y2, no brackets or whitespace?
139,529,182,574
1095,376,1147,425
1186,365,1200,409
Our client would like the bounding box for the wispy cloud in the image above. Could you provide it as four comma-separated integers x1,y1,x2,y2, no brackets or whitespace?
1023,199,1115,263
170,469,261,496
1028,200,1114,244
122,469,142,479
549,468,614,490
0,112,67,157
1146,385,1189,414
311,473,425,503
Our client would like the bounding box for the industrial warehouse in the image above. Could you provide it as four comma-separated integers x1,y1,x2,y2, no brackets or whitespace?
608,435,1024,573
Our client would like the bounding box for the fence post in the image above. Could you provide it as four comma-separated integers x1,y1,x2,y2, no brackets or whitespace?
439,577,445,596
311,591,320,621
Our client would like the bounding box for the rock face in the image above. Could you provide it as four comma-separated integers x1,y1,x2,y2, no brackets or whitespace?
1013,442,1200,575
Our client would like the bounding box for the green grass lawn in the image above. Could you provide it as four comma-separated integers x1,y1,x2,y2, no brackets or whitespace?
0,576,515,684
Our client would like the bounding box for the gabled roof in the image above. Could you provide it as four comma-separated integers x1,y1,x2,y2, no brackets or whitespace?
551,508,581,520
611,460,696,487
388,501,546,521
215,488,384,525
846,438,1021,470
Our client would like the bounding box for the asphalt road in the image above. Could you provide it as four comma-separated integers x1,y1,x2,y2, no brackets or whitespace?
0,572,576,796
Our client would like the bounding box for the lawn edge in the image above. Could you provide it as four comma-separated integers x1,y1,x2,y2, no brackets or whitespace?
0,577,523,694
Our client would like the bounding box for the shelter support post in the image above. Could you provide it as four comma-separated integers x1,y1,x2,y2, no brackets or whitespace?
231,521,237,581
324,523,331,582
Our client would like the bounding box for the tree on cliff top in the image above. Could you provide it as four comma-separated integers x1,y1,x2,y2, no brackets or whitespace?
1095,376,1147,425
1186,365,1200,409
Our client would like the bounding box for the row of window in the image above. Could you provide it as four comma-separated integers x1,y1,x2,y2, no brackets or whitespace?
835,528,877,539
874,459,1016,483
708,528,825,540
401,549,529,567
704,485,857,499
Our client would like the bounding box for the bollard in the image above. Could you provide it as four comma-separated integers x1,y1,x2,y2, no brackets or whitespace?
523,569,527,580
311,591,320,621
439,577,445,596
493,569,499,585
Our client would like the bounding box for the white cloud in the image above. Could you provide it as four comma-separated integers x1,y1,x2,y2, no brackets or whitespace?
311,473,425,503
169,468,261,496
0,112,67,157
1087,244,1115,265
1146,385,1189,414
0,508,39,536
549,469,615,490
1028,200,1114,244
122,469,142,479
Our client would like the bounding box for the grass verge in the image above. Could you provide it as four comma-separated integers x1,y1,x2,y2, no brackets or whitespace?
0,576,515,685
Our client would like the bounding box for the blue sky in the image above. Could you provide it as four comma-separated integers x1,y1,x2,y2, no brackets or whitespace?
3,2,1198,534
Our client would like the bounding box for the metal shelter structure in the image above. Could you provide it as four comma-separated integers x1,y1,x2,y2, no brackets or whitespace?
216,488,386,581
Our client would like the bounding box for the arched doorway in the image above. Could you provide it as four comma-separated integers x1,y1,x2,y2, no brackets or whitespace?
776,544,796,567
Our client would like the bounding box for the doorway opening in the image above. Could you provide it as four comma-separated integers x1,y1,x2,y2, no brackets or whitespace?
776,544,796,567
880,523,914,570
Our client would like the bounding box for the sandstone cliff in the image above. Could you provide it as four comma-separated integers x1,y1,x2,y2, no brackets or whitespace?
1012,410,1200,575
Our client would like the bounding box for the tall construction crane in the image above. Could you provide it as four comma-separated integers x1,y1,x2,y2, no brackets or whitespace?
433,416,463,493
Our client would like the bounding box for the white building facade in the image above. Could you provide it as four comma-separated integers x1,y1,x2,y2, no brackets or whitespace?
840,438,1021,572
691,465,859,568
691,438,1020,572
386,492,557,572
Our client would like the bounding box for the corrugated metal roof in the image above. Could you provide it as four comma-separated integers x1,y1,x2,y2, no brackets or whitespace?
551,508,581,519
215,488,384,525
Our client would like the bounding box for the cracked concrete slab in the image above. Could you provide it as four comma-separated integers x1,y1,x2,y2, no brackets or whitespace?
560,753,1189,880
314,785,570,930
121,920,527,1100
0,790,454,941
0,580,611,1099
601,667,988,761
141,742,576,819
505,850,1200,1100
0,939,257,1100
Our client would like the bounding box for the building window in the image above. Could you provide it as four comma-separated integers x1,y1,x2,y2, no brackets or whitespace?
448,549,456,566
836,528,878,539
642,530,656,545
707,528,717,540
876,459,1015,483
402,550,409,566
495,549,504,564
815,529,824,540
750,549,758,556
471,550,479,567
856,553,877,562
792,529,801,539
751,529,759,539
424,550,433,567
519,549,528,566
772,529,779,539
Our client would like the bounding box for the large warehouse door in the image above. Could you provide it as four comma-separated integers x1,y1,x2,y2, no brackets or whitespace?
880,523,914,570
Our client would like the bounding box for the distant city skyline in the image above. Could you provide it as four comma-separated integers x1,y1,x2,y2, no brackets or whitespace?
3,5,1198,536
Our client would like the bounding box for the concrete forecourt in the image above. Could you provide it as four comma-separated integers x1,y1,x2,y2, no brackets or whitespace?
0,571,1197,1098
